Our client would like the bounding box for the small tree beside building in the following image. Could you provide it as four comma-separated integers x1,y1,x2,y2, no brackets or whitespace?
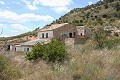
26,39,68,63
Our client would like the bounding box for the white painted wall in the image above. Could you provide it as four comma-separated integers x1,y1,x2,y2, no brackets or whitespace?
76,26,85,36
76,26,91,37
38,31,53,39
10,45,32,53
15,46,22,52
10,45,14,51
21,46,32,52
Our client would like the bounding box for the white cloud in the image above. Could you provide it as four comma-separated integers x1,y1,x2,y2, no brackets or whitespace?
22,0,72,13
0,10,54,23
0,24,6,28
12,2,21,5
22,0,38,10
36,0,72,7
0,24,4,28
0,24,31,37
11,24,30,31
53,7,70,13
88,1,93,5
33,0,72,13
0,1,5,5
27,4,38,10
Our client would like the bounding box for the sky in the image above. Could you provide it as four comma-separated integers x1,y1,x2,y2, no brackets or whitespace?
0,0,100,37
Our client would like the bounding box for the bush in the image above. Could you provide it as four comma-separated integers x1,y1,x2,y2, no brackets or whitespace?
26,39,68,63
93,28,120,49
104,4,109,9
93,28,107,48
102,38,120,49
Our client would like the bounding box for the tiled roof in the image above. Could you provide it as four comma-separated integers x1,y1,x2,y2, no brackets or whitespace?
39,23,68,32
21,38,50,46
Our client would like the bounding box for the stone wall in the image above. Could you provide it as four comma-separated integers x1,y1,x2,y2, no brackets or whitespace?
64,38,75,45
53,24,77,38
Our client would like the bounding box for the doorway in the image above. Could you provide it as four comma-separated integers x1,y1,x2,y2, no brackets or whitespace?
69,33,72,38
7,45,10,51
81,33,83,36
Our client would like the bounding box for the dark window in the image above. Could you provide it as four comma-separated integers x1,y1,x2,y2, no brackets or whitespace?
42,33,44,38
15,48,16,51
69,33,72,38
46,33,48,38
27,48,29,52
81,33,82,36
73,32,76,37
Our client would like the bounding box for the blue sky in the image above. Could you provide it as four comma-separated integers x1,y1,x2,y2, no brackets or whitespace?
0,0,99,37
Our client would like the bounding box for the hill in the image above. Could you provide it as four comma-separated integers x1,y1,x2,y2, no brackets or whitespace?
0,27,39,43
0,0,119,42
51,0,120,27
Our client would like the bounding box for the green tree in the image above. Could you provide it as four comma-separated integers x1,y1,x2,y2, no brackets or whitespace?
26,39,67,63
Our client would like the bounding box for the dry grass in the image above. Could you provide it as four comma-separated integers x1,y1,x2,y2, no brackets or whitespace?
0,54,21,80
1,43,120,80
66,45,120,80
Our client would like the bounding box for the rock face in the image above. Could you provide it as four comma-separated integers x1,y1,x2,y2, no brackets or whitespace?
104,26,120,36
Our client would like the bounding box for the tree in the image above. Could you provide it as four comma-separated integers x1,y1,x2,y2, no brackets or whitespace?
93,28,107,48
104,4,109,9
26,39,68,63
102,14,107,18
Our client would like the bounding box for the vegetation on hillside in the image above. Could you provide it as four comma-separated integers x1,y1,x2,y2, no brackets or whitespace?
52,0,120,27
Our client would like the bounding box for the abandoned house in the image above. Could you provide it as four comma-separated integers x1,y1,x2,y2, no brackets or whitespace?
10,23,91,52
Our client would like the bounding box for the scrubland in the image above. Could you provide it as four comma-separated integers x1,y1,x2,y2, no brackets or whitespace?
0,40,120,80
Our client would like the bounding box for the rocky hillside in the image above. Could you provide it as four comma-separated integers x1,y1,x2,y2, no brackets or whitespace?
51,0,120,27
0,0,119,42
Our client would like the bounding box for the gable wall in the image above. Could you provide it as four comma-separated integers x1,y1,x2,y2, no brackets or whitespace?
38,31,53,39
53,24,77,38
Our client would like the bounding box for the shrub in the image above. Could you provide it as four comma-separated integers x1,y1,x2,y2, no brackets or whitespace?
114,32,119,37
93,28,107,48
102,14,107,18
104,4,109,9
102,38,120,49
26,39,68,63
26,43,46,61
93,28,120,49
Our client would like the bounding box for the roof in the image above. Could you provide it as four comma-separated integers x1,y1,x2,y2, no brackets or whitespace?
39,23,68,32
21,38,50,46
76,26,85,28
9,43,21,45
15,45,21,47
